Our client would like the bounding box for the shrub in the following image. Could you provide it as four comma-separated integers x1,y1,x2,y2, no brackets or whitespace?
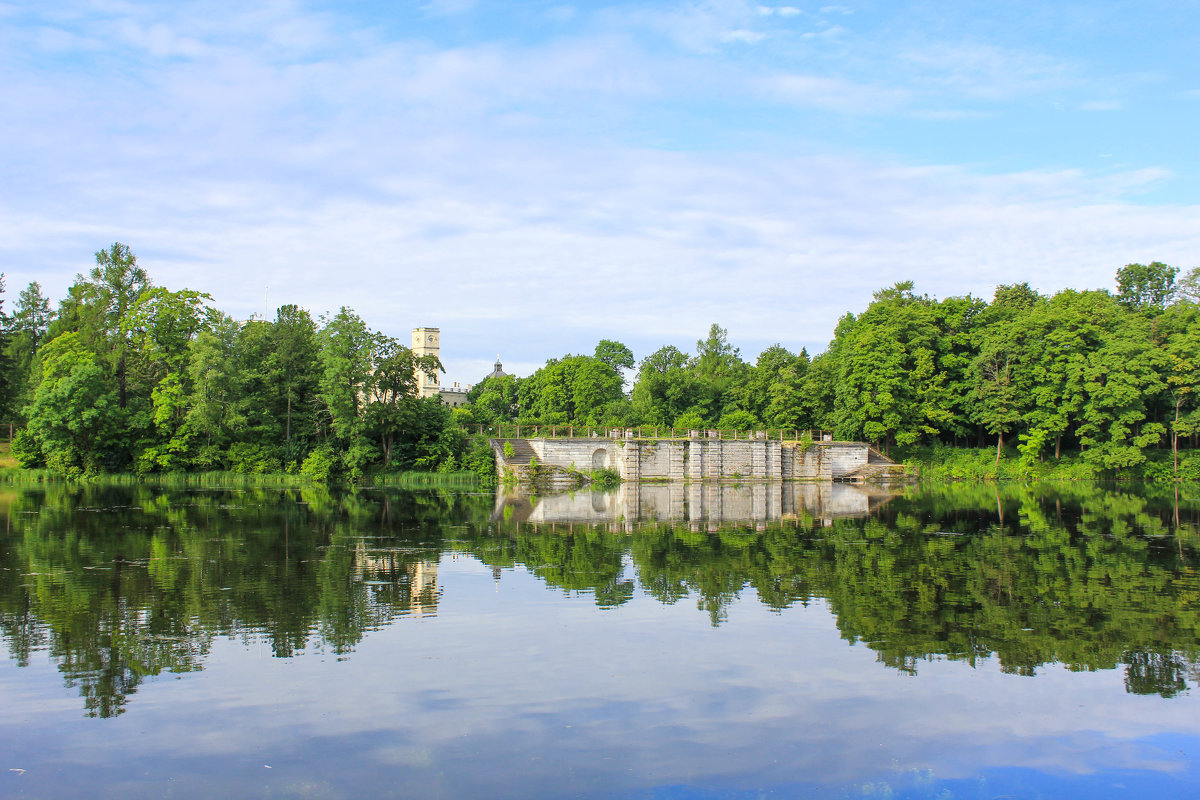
10,429,44,468
300,446,340,482
228,443,283,474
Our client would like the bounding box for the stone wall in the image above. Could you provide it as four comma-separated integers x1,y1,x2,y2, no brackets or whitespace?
494,436,881,482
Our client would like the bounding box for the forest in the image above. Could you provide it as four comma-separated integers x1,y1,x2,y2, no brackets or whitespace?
1,243,1198,480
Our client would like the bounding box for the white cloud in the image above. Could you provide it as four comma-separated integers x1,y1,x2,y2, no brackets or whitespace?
723,28,767,43
634,0,772,52
898,42,1074,100
757,5,802,16
422,0,477,16
801,23,847,39
1079,99,1123,111
761,73,907,112
1,0,1196,382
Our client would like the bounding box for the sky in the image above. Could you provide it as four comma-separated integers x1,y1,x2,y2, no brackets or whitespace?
2,0,1199,383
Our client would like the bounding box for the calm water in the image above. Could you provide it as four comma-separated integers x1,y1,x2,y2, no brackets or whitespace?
1,480,1199,799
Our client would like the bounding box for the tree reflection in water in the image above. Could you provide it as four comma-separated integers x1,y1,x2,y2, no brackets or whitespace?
1,481,1198,716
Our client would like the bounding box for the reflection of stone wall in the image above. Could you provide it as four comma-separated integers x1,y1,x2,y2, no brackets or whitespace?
497,483,894,528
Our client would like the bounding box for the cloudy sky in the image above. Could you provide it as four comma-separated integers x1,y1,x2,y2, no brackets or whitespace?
2,0,1198,382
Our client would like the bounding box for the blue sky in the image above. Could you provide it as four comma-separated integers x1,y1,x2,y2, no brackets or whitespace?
2,0,1198,382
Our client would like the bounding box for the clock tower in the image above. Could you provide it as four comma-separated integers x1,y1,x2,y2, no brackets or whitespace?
411,327,442,398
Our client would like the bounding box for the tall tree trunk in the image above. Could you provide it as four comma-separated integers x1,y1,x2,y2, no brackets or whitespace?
117,351,127,409
286,393,292,447
1173,399,1181,478
995,430,1003,466
1055,435,1061,460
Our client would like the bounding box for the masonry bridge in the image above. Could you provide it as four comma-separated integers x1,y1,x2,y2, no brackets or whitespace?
488,429,905,487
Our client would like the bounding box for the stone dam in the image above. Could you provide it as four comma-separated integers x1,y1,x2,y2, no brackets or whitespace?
491,434,905,486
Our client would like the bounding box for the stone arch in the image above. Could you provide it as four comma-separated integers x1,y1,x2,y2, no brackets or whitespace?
591,448,608,470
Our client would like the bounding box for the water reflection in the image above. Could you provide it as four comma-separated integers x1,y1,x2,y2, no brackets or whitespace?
493,481,897,528
1,481,1198,719
0,484,479,716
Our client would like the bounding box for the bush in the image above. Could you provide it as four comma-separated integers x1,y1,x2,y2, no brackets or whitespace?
228,443,283,474
10,429,44,468
462,437,497,486
591,467,621,487
300,446,340,482
716,410,759,430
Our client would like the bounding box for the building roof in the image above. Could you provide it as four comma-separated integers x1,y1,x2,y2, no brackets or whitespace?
488,355,507,380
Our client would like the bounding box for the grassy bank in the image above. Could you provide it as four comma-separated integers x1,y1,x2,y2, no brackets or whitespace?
898,444,1200,483
0,442,17,470
0,467,485,490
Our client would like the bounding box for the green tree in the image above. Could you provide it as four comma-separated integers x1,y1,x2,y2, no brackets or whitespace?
71,243,151,410
365,337,440,467
1157,302,1200,476
468,374,520,423
593,339,634,373
23,332,122,474
1178,267,1200,303
4,282,54,418
316,308,378,478
0,273,10,419
631,345,702,426
270,305,320,459
830,283,953,450
184,315,242,468
968,286,1041,463
1116,261,1177,312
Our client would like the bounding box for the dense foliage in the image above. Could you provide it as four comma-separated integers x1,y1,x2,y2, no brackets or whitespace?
464,269,1200,477
1,245,478,481
2,246,1198,478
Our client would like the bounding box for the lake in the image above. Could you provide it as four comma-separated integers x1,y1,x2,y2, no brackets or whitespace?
1,480,1198,799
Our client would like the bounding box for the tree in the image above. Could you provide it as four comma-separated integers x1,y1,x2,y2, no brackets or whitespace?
6,282,54,408
830,283,952,450
631,346,702,426
0,273,10,419
967,286,1041,463
1157,302,1200,476
74,243,151,409
969,320,1028,465
270,305,320,457
185,315,242,468
316,308,379,478
364,337,440,467
593,339,634,373
24,332,122,474
1116,262,1177,312
1178,267,1200,303
121,286,214,472
469,374,520,423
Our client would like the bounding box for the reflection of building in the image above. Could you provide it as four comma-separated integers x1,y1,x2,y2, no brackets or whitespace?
354,542,441,618
411,326,472,407
407,560,439,618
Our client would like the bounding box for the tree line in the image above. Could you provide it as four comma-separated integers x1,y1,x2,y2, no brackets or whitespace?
0,243,490,479
2,244,1198,478
468,261,1199,474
